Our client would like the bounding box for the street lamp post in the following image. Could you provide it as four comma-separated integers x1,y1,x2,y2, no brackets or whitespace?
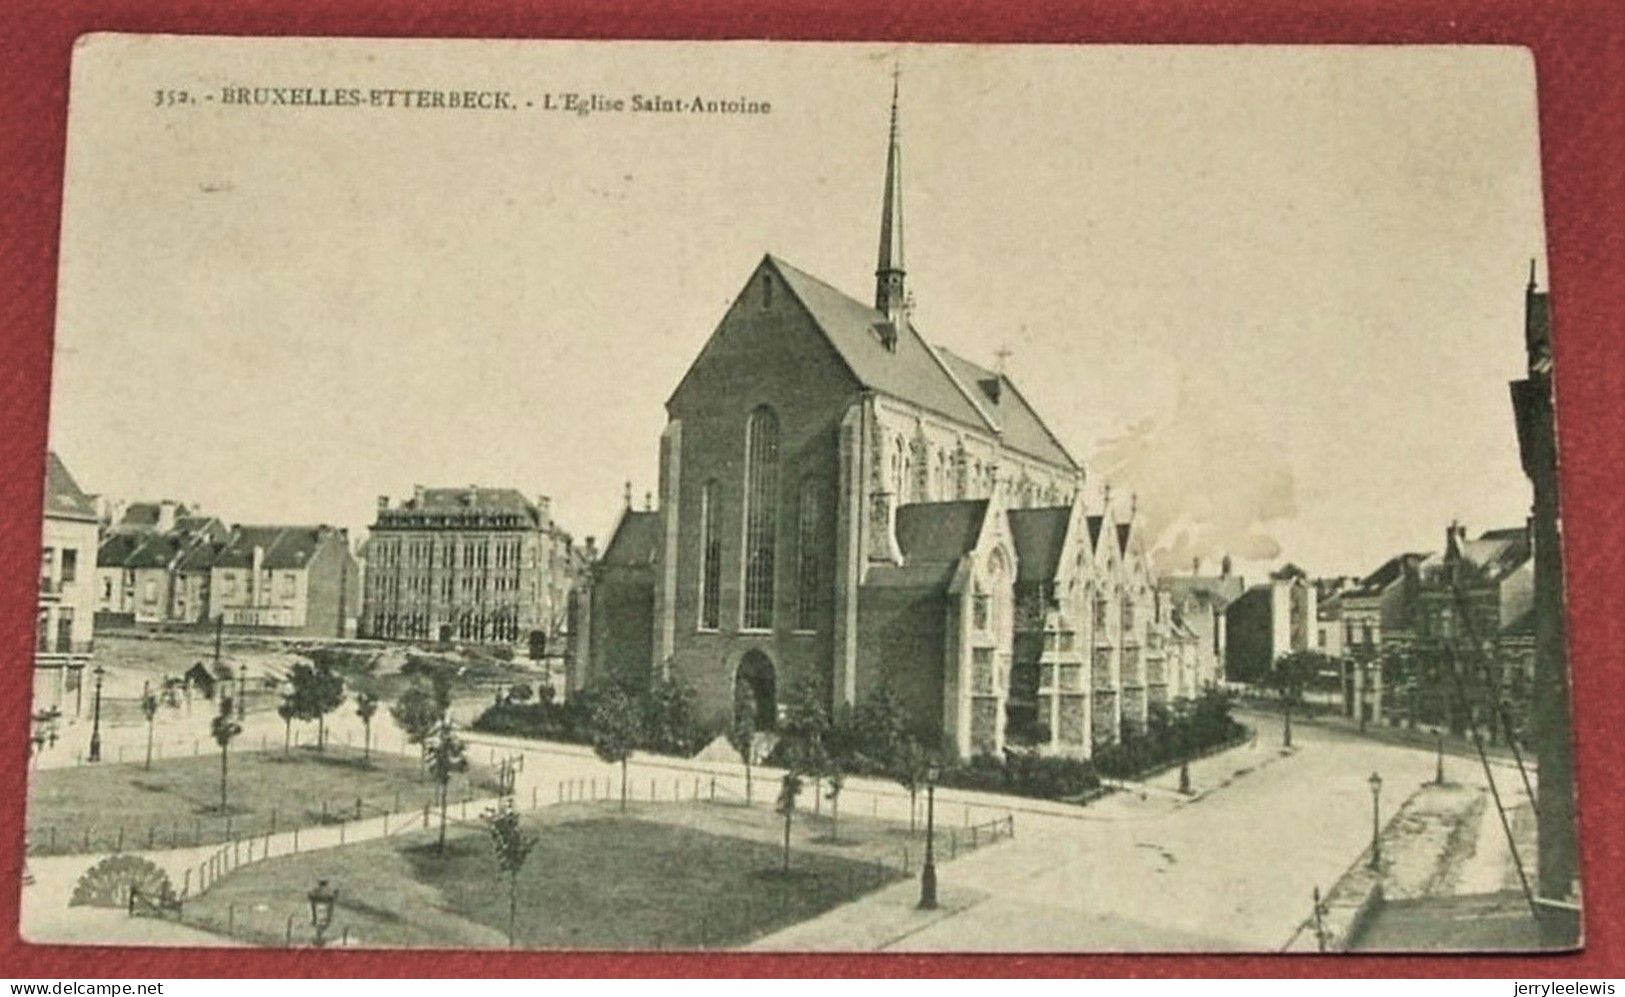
237,666,247,721
307,879,338,947
1367,771,1383,871
918,763,939,910
88,665,106,763
1434,728,1445,785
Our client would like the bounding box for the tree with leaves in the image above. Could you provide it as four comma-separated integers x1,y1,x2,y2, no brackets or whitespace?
1270,650,1328,748
211,695,243,814
355,691,379,764
775,770,804,874
287,660,346,751
589,685,642,811
139,681,161,770
392,674,450,755
728,685,758,805
779,676,832,813
424,716,469,853
483,796,539,948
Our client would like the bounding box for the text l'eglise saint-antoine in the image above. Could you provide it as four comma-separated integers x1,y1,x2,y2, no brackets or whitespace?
542,92,771,116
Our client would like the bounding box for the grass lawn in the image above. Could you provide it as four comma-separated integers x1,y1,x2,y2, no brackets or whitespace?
26,746,502,856
179,800,911,949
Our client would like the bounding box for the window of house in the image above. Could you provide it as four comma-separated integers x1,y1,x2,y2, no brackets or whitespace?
56,607,74,652
40,548,54,588
60,549,77,584
1094,596,1108,630
795,476,821,631
280,573,297,599
972,588,990,631
699,479,721,630
741,406,780,630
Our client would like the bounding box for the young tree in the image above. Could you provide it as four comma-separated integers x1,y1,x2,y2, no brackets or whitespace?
1270,650,1326,748
288,661,346,751
355,691,379,764
277,694,296,755
892,737,935,834
779,676,831,813
589,685,642,811
211,696,243,814
775,770,804,874
424,716,469,853
818,705,861,843
728,686,758,805
483,797,539,948
139,681,161,770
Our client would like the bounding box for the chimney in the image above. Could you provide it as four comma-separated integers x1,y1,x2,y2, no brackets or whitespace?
1192,556,1202,576
536,495,552,529
1221,553,1233,578
157,500,179,533
377,495,390,509
584,536,598,561
644,490,653,512
412,484,425,504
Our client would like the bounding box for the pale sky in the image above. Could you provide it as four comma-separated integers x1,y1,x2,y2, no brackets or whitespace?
49,37,1547,580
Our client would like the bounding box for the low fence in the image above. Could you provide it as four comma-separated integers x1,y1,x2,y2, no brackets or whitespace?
118,767,1013,949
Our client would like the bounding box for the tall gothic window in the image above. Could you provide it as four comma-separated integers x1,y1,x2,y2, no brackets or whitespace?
796,476,821,631
699,479,721,630
742,406,780,629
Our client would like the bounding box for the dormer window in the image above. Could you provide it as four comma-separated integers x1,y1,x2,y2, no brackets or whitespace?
872,321,899,352
978,376,1002,404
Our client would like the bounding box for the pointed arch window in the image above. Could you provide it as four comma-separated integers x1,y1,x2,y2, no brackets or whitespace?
795,476,822,631
698,479,721,630
742,406,780,630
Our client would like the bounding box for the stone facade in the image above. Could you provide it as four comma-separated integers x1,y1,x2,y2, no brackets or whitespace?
574,86,1216,758
363,486,579,652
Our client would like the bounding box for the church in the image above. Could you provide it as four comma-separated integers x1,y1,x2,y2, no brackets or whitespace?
571,80,1222,759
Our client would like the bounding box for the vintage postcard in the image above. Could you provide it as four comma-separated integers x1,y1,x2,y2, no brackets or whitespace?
23,35,1580,953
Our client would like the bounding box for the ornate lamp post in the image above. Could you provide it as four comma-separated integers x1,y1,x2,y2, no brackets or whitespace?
237,665,248,721
918,762,940,910
1367,771,1383,871
88,664,106,762
307,879,338,947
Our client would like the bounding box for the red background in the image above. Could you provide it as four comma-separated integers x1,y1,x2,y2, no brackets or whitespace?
2,0,1621,978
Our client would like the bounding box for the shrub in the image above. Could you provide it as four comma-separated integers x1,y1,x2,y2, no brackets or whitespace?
934,752,1101,801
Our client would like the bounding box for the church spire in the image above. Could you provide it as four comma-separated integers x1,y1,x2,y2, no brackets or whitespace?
875,64,907,321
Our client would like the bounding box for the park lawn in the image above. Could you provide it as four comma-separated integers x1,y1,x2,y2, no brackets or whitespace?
179,800,908,950
26,746,502,856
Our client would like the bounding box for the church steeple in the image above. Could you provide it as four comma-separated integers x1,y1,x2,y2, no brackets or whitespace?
874,66,907,322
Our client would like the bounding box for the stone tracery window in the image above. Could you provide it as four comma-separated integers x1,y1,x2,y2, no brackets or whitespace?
741,406,780,630
699,479,721,630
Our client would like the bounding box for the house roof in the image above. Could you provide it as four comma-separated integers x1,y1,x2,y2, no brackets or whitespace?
378,486,540,527
600,511,661,567
1351,553,1427,596
934,347,1078,469
1448,527,1531,584
125,533,188,570
1007,506,1070,583
767,258,1078,471
44,453,98,522
894,499,989,564
213,525,337,570
1163,574,1246,608
96,532,145,568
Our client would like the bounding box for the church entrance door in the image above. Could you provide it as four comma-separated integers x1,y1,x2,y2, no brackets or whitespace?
735,650,777,730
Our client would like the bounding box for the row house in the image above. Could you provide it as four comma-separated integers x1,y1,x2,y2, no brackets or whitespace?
36,453,99,717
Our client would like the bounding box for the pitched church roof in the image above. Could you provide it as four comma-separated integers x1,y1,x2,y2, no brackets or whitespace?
1007,506,1070,583
601,510,661,567
894,499,989,564
765,257,996,433
935,348,1077,469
